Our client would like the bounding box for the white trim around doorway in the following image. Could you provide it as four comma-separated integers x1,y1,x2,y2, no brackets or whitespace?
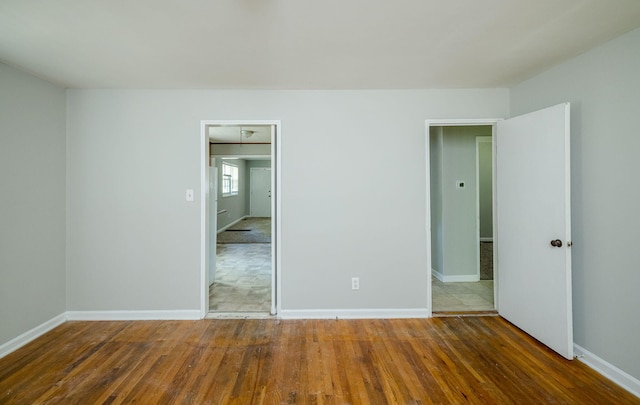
425,119,501,317
200,120,282,318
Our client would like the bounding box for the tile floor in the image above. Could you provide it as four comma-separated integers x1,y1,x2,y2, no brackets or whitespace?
209,243,272,313
432,276,494,312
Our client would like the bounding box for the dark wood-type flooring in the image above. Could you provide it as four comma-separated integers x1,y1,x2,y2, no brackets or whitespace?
1,317,637,404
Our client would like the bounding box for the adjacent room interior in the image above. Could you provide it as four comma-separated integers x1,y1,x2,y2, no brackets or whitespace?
207,125,274,314
430,125,495,313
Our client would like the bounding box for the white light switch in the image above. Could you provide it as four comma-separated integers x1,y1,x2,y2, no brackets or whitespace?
186,189,194,202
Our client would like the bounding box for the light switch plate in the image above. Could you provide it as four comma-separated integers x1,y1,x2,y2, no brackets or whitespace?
186,189,194,202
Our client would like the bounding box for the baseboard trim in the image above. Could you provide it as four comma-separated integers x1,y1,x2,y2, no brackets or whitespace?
66,310,201,321
480,237,493,242
205,312,274,320
0,313,66,359
278,309,430,320
574,344,640,398
431,269,479,283
217,215,249,233
442,274,480,282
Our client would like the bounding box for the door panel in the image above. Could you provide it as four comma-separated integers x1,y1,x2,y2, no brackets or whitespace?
251,168,271,217
496,103,573,359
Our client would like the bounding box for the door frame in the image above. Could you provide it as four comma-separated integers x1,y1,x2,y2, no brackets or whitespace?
249,167,272,218
209,163,218,286
425,118,501,316
200,120,282,318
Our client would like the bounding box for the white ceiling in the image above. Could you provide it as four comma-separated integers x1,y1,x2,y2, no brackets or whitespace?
1,1,640,89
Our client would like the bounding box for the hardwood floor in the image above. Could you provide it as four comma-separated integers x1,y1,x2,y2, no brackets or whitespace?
1,317,637,404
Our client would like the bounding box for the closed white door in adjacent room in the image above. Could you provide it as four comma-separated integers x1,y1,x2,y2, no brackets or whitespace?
250,168,271,217
496,103,573,359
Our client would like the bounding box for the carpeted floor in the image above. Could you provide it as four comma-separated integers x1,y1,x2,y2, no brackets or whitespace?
217,217,271,244
480,241,493,280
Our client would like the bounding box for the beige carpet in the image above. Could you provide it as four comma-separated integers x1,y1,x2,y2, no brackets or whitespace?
480,241,493,280
217,217,271,244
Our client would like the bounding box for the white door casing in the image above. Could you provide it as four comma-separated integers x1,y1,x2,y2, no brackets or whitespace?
425,119,501,316
200,120,281,318
496,103,573,359
209,164,218,285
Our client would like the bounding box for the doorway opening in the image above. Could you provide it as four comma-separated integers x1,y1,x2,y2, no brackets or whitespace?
426,120,499,315
426,105,573,358
200,121,281,317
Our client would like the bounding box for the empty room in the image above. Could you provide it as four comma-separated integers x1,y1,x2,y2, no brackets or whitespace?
1,1,640,403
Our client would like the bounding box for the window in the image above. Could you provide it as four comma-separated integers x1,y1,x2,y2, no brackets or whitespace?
222,162,239,196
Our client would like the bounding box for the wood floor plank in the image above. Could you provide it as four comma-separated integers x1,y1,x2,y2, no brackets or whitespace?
1,317,638,404
189,321,243,404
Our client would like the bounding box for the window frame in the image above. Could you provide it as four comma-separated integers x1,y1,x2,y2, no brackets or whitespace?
221,162,239,197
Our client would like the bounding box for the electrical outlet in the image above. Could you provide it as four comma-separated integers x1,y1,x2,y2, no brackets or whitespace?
351,277,360,290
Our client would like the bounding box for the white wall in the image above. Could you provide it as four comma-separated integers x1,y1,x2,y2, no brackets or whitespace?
441,127,476,278
0,63,66,345
511,27,640,380
66,89,508,312
440,126,490,279
248,160,271,169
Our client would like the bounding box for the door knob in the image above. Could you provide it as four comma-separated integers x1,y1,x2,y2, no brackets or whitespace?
550,239,563,248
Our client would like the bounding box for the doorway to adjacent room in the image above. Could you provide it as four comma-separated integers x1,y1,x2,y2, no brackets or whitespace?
200,121,280,316
428,125,495,313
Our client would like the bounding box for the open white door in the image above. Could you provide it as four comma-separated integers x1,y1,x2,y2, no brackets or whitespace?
209,164,218,286
496,103,573,359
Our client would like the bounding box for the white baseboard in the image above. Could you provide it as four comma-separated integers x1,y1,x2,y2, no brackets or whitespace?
431,268,479,283
279,308,430,320
66,310,201,321
217,215,249,233
480,237,493,242
433,269,480,282
205,312,274,319
0,313,66,359
574,344,640,398
443,274,480,282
